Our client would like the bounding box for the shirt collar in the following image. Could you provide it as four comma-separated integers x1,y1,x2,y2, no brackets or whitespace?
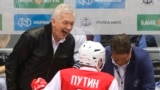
52,35,65,44
112,58,130,68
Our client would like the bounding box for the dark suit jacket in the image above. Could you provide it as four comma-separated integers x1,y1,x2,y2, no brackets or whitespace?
102,46,155,90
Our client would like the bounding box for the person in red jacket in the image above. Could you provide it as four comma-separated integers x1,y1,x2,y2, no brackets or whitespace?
42,41,119,90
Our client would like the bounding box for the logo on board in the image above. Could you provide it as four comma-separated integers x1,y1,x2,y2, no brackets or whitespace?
79,16,122,28
142,0,153,5
137,14,160,31
76,0,125,8
80,17,92,27
14,0,63,8
14,14,51,31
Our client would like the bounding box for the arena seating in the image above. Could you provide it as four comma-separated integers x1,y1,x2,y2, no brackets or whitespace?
144,47,160,82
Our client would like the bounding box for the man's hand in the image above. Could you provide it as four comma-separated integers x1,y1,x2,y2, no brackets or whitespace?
31,77,47,90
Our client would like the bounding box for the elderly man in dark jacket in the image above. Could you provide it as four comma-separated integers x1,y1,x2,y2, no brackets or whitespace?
6,4,75,90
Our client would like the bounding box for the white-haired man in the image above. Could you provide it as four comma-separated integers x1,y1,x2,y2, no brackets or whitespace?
6,4,76,90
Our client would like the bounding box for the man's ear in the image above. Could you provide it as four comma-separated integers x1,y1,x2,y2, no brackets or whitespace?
98,59,103,69
51,19,56,26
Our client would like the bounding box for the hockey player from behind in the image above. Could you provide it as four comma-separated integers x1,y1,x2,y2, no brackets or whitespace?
42,41,119,90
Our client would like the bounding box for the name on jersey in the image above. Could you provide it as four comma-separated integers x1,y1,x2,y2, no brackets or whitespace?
70,75,99,89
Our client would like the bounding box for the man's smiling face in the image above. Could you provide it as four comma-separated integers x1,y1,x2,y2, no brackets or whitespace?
52,12,74,42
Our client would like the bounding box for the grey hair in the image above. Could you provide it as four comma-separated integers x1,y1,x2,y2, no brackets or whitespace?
51,4,75,20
